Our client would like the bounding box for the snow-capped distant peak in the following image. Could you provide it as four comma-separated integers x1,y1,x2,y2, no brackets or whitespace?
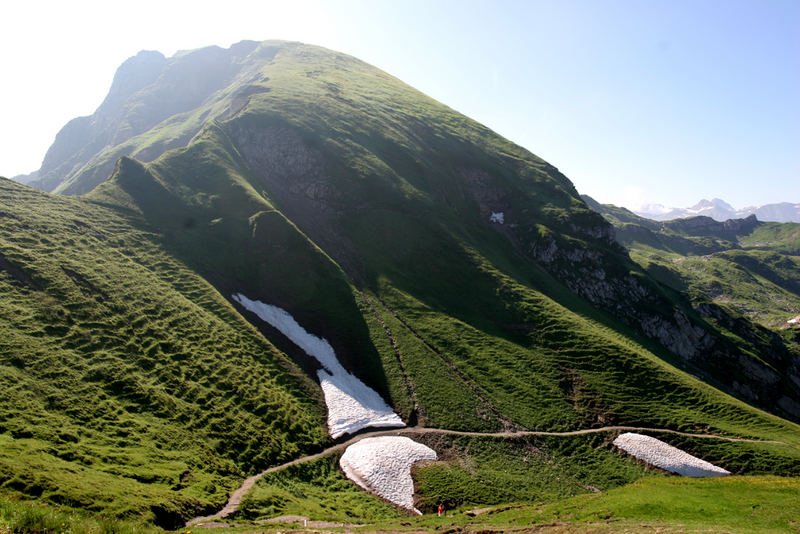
631,197,800,223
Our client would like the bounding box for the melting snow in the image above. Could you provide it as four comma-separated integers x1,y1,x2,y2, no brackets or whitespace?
613,432,730,477
232,293,404,438
489,211,504,224
340,436,437,514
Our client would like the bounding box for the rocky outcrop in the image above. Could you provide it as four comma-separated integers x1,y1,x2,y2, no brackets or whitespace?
640,311,715,360
227,122,334,205
507,204,800,422
663,214,759,238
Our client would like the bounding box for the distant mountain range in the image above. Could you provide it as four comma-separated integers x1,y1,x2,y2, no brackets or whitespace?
635,198,800,223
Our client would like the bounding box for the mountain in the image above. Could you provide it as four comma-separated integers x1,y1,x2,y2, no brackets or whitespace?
3,41,800,532
747,202,800,223
636,198,800,223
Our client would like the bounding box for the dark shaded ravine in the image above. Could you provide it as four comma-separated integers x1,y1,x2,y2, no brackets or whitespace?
186,425,787,526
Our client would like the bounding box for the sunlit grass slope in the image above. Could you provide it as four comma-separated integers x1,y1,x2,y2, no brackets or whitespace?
93,106,800,457
459,476,800,533
0,177,327,527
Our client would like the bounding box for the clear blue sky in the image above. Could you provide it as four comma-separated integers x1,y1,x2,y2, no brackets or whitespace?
1,0,797,209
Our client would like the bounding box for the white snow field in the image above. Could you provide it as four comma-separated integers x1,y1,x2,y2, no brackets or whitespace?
232,293,404,438
489,211,505,224
613,432,730,477
339,436,437,514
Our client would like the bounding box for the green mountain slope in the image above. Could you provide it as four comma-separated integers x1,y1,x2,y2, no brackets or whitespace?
3,40,800,530
0,177,327,527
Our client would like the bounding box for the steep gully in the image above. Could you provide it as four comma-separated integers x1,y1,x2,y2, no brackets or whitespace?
186,425,787,527
366,293,518,431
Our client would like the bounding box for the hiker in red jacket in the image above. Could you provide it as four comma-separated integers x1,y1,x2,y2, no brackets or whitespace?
438,503,443,517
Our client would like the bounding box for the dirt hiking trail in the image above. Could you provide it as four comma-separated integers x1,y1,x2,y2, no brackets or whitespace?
186,424,786,526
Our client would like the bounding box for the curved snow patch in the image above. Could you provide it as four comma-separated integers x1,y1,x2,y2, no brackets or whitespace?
613,432,730,477
340,436,437,514
232,293,404,438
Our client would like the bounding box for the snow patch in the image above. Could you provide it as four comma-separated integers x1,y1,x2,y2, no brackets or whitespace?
340,436,437,514
613,433,730,477
788,315,800,325
232,293,404,438
489,211,504,224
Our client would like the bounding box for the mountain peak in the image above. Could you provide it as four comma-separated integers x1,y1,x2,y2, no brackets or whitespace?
689,198,735,212
100,50,167,112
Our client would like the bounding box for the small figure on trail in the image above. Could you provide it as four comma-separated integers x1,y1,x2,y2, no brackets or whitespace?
438,503,444,517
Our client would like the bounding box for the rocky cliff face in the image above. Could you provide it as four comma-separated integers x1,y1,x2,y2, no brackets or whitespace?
505,206,800,421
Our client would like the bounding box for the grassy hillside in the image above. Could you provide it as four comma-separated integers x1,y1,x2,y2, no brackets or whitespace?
87,100,800,449
83,41,800,425
0,177,328,527
451,475,800,533
6,475,799,533
233,433,800,529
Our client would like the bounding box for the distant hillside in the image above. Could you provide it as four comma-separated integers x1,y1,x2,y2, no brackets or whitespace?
585,194,800,331
10,170,37,185
636,197,800,223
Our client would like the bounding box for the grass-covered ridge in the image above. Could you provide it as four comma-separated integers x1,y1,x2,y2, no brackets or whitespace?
86,41,800,430
0,177,328,527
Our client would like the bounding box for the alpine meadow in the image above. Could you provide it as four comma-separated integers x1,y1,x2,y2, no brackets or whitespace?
1,40,799,533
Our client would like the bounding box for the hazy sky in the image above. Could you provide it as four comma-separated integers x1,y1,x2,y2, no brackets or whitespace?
1,0,798,210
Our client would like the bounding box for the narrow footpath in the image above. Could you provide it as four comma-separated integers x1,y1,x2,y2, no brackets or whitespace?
186,425,786,526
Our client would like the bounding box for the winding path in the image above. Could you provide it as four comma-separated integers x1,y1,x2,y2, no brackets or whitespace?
186,425,787,526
